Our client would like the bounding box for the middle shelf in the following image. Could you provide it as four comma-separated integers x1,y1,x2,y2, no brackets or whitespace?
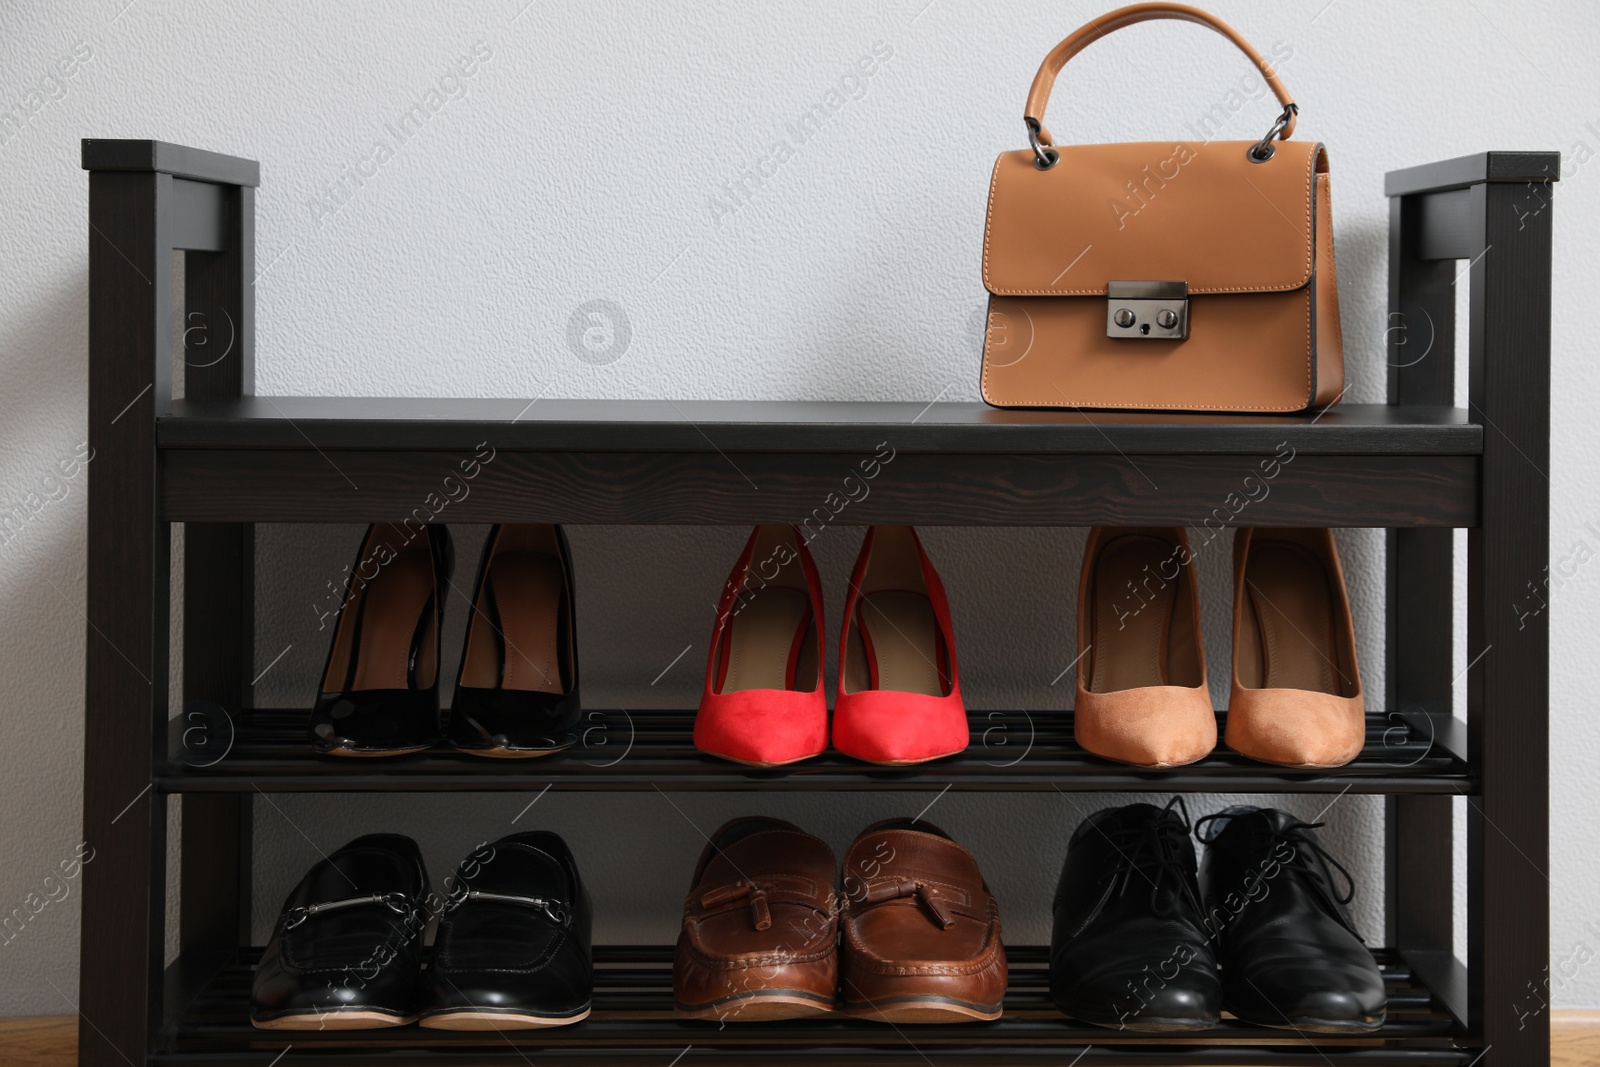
158,708,1469,794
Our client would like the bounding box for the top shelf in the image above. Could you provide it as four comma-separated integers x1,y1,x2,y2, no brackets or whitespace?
158,398,1480,456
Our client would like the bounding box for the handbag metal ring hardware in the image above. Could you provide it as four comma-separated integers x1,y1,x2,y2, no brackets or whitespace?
1026,120,1060,169
1248,103,1299,163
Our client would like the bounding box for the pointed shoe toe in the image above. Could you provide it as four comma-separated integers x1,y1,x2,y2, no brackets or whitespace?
1074,685,1216,768
310,689,441,757
832,689,969,765
692,688,828,767
1225,685,1364,768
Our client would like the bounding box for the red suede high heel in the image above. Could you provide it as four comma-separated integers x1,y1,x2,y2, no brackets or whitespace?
693,526,828,767
833,526,968,765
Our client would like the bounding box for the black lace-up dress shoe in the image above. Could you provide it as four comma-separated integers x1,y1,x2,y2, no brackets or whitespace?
420,831,593,1029
251,834,430,1029
1049,801,1221,1031
1198,807,1386,1033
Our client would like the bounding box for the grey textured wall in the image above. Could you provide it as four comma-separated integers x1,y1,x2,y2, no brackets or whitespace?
0,0,1596,1018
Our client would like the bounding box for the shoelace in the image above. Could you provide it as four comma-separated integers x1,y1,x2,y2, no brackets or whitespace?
1091,797,1205,923
1195,812,1360,939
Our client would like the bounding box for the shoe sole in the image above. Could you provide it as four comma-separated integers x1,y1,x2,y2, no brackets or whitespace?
838,748,967,767
1226,753,1360,770
1052,1005,1219,1032
252,1010,416,1030
676,991,835,1021
841,997,1003,1023
700,751,824,769
454,746,572,759
1236,1012,1387,1034
418,1006,591,1030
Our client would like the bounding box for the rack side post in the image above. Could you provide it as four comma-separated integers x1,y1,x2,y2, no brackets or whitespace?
1383,168,1467,1027
79,139,260,1064
175,176,257,1011
1386,149,1557,1064
1467,160,1555,1067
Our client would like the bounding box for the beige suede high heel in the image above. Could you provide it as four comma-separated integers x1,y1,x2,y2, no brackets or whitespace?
1226,528,1365,768
1074,527,1215,768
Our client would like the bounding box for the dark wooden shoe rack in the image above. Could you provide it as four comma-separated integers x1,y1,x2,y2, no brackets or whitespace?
79,139,1555,1065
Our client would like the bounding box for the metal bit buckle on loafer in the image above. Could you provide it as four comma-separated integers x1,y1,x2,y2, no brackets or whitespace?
1106,281,1188,340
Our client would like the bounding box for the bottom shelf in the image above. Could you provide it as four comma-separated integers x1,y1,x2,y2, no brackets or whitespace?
158,946,1472,1065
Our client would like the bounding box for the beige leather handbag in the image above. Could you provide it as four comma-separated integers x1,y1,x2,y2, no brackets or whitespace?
980,2,1343,413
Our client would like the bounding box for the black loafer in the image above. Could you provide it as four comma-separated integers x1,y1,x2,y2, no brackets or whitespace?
420,831,593,1029
251,834,429,1029
1050,801,1221,1031
448,525,582,758
1198,806,1387,1033
311,524,452,756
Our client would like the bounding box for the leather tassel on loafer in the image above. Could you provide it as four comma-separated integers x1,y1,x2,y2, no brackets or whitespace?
420,831,593,1029
449,525,582,758
251,834,430,1029
311,525,452,756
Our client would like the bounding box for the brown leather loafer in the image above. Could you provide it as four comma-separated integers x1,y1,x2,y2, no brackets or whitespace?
673,817,838,1021
839,819,1007,1023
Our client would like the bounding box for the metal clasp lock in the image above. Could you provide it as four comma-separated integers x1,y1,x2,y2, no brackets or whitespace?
1106,281,1188,340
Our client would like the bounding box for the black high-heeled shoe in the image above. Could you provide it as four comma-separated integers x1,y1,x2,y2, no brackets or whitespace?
448,524,581,757
310,524,452,756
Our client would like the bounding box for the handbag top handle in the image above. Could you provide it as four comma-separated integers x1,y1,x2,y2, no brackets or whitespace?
1024,2,1297,168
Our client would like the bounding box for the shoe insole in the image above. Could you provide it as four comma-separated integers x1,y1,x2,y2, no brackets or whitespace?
347,550,434,692
721,587,809,692
486,551,565,694
857,591,943,696
1090,536,1178,693
1245,543,1340,694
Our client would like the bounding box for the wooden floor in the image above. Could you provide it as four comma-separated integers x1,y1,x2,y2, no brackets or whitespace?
3,1011,1597,1065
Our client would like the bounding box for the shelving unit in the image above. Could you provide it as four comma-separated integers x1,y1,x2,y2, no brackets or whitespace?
79,139,1555,1065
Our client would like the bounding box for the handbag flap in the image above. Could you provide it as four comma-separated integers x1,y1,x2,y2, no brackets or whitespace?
983,139,1322,296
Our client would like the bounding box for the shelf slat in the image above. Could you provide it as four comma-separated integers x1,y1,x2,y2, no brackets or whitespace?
157,709,1471,795
153,945,1470,1065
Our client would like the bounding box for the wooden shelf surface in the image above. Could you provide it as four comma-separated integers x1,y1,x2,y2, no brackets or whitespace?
154,401,1481,527
156,398,1481,456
